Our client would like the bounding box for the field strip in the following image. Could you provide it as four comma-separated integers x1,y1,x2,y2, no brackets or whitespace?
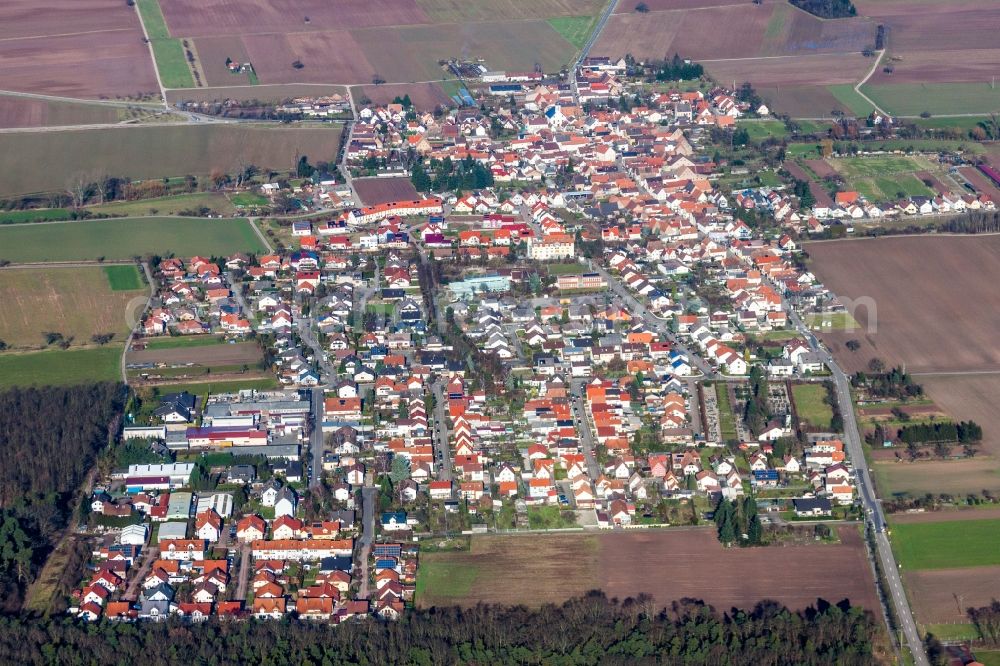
132,0,167,105
0,260,136,269
700,52,867,63
0,89,163,108
911,370,1000,377
0,28,135,43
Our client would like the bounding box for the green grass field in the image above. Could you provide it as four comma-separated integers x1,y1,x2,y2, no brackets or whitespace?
546,16,596,50
149,39,195,89
104,265,143,291
832,156,924,179
546,262,590,275
714,384,738,442
137,0,195,89
88,193,237,218
974,650,1000,666
0,209,72,224
827,84,876,116
741,120,789,142
0,346,122,388
806,311,860,331
414,556,479,603
136,0,170,39
0,217,265,263
892,518,1000,570
924,623,980,641
142,335,226,350
792,384,833,429
230,193,269,208
862,82,1000,117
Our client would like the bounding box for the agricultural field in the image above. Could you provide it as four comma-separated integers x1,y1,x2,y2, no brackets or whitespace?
417,528,878,613
0,124,342,197
592,0,874,117
146,0,599,88
0,217,265,263
805,236,1000,375
0,0,159,100
892,519,1000,570
0,346,123,389
852,0,1000,114
166,84,347,106
0,267,146,350
126,340,268,386
791,383,833,430
0,96,122,130
352,177,420,206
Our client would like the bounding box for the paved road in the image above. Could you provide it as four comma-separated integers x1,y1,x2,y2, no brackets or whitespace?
357,486,376,599
585,260,714,377
309,386,325,488
786,308,927,666
430,379,453,482
120,262,156,385
570,378,601,478
232,543,252,601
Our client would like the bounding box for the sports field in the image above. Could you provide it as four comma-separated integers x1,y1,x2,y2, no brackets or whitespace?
417,528,878,613
0,346,123,388
892,518,1000,570
0,217,265,263
0,124,343,197
0,267,145,349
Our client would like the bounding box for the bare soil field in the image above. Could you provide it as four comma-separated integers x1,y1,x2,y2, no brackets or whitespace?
854,0,1000,53
159,0,430,38
805,236,1000,374
754,85,851,117
352,83,452,111
127,341,262,366
0,30,159,99
913,171,951,196
594,5,773,61
357,22,576,84
869,49,1000,86
352,177,420,206
804,159,838,179
785,161,834,206
0,0,140,39
0,97,120,129
419,528,878,613
193,36,253,88
705,53,870,87
920,375,1000,458
243,31,377,85
0,267,144,350
166,84,347,105
906,566,1000,624
419,0,606,22
959,167,1000,203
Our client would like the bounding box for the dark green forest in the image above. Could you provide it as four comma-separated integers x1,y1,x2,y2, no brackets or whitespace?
0,592,885,665
0,383,125,611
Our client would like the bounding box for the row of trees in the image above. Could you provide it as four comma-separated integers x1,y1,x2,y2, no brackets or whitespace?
743,365,772,435
0,592,883,664
790,0,857,18
850,365,923,400
897,420,983,445
714,496,764,546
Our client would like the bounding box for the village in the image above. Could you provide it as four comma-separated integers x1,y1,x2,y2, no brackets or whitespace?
66,59,945,627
